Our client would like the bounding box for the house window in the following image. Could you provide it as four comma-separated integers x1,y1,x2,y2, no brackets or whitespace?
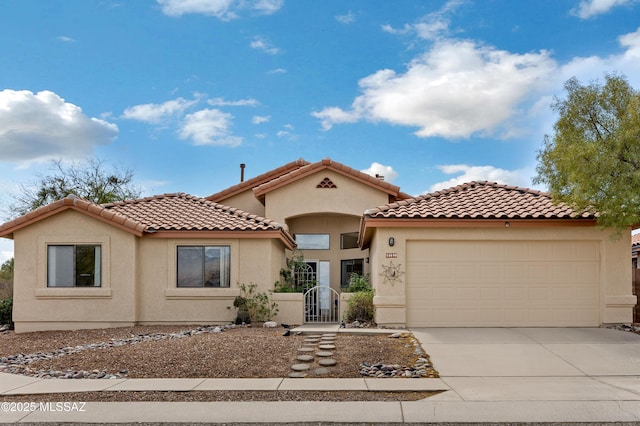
295,234,330,250
47,245,102,287
341,232,359,249
177,246,230,288
341,258,364,288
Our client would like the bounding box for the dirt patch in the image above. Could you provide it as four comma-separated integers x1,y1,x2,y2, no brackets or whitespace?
0,325,439,402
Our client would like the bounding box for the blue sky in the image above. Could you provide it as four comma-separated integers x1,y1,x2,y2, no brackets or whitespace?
1,0,640,262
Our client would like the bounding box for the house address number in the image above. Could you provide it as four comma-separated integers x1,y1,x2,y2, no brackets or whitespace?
386,253,398,258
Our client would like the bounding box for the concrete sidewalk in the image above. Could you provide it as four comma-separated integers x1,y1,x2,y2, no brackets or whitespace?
2,327,640,424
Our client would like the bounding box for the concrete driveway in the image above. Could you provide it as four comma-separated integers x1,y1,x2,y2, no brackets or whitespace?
411,327,640,403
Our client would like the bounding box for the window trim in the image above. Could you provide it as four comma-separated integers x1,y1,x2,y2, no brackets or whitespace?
37,235,111,299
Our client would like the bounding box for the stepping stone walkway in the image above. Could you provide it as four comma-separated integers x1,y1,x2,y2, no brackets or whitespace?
289,333,338,378
296,355,314,362
318,344,336,350
291,363,311,371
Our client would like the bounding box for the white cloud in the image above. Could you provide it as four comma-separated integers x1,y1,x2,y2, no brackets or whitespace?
268,68,287,74
157,0,283,19
571,0,636,19
311,106,360,130
428,164,530,193
252,115,270,124
382,0,463,41
559,27,640,88
335,11,355,24
314,39,556,139
208,97,259,107
0,90,118,163
179,108,242,146
361,162,399,183
122,97,196,123
57,35,76,42
250,36,281,55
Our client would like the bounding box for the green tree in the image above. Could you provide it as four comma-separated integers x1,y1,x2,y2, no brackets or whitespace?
11,158,141,217
534,74,640,232
0,258,13,299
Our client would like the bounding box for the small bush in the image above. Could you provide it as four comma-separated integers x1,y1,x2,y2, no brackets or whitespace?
347,273,371,293
229,283,279,324
344,291,374,322
0,298,13,329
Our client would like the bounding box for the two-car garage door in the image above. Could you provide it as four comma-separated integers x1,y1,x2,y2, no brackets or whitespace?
406,240,600,327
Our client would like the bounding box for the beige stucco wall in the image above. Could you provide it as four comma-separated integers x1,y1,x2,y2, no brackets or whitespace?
12,210,137,333
369,225,635,327
136,237,286,325
215,190,266,218
263,170,390,225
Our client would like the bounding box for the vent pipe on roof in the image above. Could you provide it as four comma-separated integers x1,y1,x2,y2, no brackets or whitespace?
240,163,246,182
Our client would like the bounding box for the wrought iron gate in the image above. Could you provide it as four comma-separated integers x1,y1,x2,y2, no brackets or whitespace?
303,285,340,323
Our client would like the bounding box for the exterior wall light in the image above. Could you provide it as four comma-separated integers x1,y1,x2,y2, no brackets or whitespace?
388,237,395,246
505,221,510,228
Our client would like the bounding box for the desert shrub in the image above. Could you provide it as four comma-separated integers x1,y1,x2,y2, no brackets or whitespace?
344,290,374,322
347,273,371,293
0,298,13,329
229,283,279,324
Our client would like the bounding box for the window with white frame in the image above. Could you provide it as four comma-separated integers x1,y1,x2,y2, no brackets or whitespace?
177,246,230,288
47,245,102,287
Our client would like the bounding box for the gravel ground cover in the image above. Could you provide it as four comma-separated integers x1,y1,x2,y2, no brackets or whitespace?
0,325,439,402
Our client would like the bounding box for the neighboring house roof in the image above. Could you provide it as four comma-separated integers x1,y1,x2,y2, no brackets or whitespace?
360,181,597,247
252,158,408,202
0,193,296,248
633,233,640,247
206,158,310,202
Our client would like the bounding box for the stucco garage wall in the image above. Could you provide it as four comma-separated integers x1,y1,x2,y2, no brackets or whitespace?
371,226,634,327
136,237,285,325
12,210,137,333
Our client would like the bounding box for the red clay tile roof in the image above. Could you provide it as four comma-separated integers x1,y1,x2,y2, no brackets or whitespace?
104,193,287,232
0,193,296,248
253,158,404,200
364,181,596,220
0,195,147,237
632,232,640,247
206,158,310,202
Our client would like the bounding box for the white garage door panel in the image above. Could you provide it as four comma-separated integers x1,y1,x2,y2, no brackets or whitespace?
406,240,600,327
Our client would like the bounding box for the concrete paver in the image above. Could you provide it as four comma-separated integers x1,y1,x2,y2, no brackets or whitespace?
13,401,404,424
104,378,205,392
422,342,584,376
0,373,41,394
364,377,449,392
545,343,640,375
2,377,127,395
401,400,640,423
442,376,640,401
194,378,282,391
279,378,367,391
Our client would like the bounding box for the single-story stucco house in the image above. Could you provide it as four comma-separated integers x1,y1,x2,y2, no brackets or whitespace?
0,158,635,332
